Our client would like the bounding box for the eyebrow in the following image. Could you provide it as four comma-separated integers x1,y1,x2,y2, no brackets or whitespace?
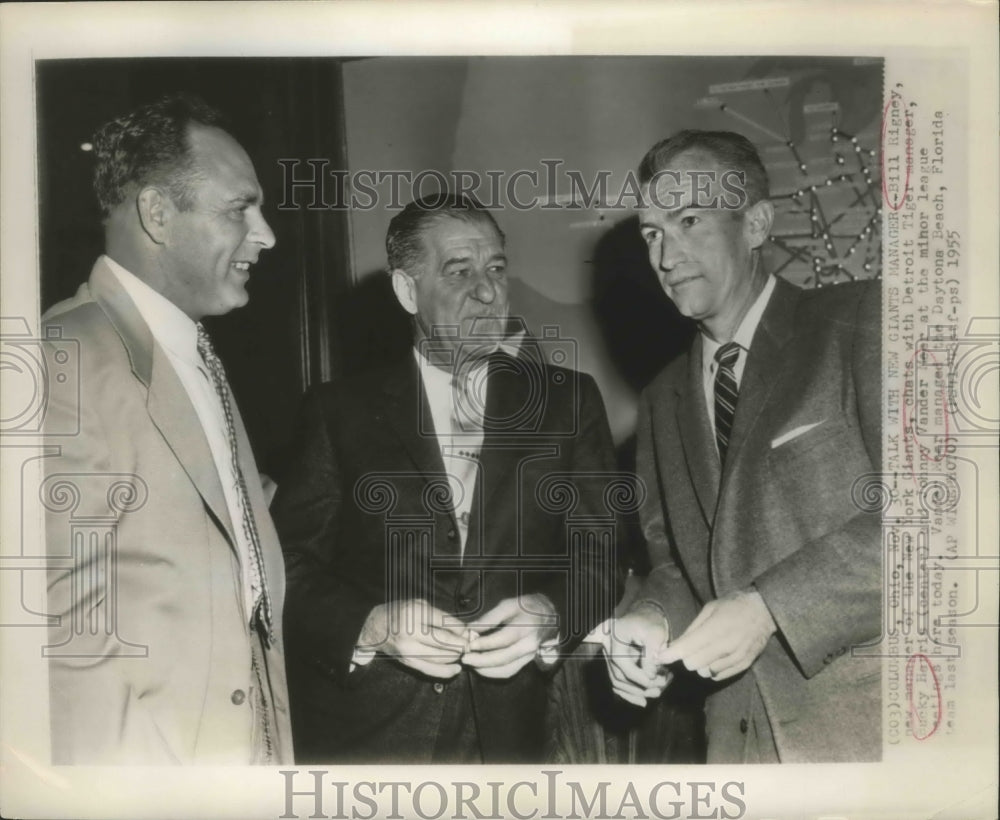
443,253,507,266
639,204,707,226
226,191,262,206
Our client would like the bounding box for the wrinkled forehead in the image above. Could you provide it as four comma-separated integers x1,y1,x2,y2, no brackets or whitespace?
641,149,745,214
419,214,504,258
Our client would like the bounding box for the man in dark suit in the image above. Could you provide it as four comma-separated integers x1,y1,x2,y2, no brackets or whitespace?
272,193,618,763
42,95,292,763
604,130,881,763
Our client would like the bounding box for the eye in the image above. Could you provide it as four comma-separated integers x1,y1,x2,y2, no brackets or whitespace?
681,214,699,228
487,264,507,276
641,229,660,245
447,267,470,278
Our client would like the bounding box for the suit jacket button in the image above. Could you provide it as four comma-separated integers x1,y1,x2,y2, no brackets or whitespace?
739,718,748,734
231,689,246,705
447,529,457,540
433,682,445,694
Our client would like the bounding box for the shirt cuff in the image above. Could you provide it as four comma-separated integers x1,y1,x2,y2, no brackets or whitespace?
349,645,377,673
535,641,558,666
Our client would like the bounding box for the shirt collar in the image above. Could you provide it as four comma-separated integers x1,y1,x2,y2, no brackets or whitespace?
414,345,455,393
102,254,200,364
702,274,776,372
413,329,527,382
494,329,526,359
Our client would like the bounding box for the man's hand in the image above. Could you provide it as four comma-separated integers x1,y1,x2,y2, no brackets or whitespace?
656,589,776,681
358,598,470,679
603,604,671,707
461,594,559,679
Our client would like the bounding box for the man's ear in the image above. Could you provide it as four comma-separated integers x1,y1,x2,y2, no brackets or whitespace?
390,269,419,316
136,186,172,244
742,199,775,250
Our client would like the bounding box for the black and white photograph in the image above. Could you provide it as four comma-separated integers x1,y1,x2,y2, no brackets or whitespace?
1,3,996,819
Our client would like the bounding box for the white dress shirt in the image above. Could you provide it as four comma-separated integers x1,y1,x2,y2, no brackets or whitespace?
701,274,777,446
414,346,489,556
104,255,257,624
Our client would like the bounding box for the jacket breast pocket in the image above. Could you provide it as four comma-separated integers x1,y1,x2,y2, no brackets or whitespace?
766,419,873,538
769,419,844,459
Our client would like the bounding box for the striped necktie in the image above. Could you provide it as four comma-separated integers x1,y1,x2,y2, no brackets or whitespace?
713,341,741,464
195,324,274,643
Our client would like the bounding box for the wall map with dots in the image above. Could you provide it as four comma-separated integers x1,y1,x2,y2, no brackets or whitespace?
694,57,884,288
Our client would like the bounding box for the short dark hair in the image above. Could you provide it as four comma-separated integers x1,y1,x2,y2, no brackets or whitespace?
638,129,770,206
386,192,505,274
93,93,228,218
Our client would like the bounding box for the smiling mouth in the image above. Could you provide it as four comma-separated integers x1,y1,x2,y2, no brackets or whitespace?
231,261,252,272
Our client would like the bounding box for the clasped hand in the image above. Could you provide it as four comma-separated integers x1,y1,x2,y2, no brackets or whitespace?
359,594,559,680
605,590,777,706
657,589,776,682
603,603,671,707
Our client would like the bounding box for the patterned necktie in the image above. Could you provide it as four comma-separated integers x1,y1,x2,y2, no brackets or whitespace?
195,324,273,643
446,366,485,554
714,342,741,464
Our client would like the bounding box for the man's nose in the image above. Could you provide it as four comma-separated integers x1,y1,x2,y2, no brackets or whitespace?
656,233,683,272
472,272,499,303
248,209,277,250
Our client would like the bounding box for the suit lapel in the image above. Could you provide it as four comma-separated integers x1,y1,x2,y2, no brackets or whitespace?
88,260,238,546
720,278,800,487
476,348,547,519
378,356,454,496
231,398,285,606
675,336,722,524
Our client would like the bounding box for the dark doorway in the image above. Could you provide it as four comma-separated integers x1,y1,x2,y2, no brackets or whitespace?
36,58,353,473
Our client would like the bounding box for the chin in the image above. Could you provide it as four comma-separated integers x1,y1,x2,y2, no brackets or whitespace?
207,292,249,317
669,299,699,320
229,286,251,308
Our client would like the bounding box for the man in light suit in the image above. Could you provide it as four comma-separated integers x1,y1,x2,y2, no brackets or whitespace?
604,130,881,763
272,193,618,763
42,95,292,764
